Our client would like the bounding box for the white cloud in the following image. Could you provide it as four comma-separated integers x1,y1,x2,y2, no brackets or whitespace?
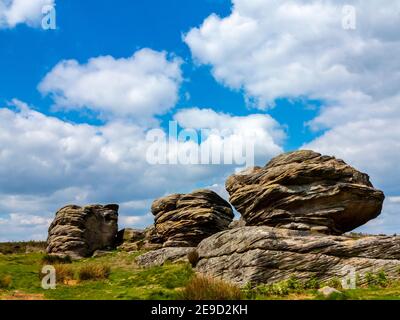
0,101,284,241
119,214,153,229
389,197,400,204
8,213,52,226
174,108,284,165
357,197,400,235
184,0,400,108
0,0,54,28
304,108,400,195
38,49,183,121
0,211,53,242
185,0,400,234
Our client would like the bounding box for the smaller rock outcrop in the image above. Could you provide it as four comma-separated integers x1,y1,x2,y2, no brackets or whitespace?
116,228,145,244
117,225,164,252
226,150,384,234
47,204,119,259
151,189,234,247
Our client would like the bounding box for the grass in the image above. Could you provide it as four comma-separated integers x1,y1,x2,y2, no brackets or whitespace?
41,254,72,265
364,270,389,288
53,264,75,283
1,251,400,300
187,250,199,268
0,241,46,255
242,272,400,300
180,274,243,300
78,264,111,281
0,251,195,300
0,275,12,289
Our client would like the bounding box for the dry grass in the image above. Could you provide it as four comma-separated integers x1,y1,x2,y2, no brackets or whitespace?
41,254,72,265
78,264,111,281
54,264,75,284
0,275,12,289
187,250,199,268
180,274,243,300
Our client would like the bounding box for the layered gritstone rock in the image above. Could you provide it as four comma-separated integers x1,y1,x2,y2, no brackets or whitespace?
226,150,384,234
47,204,119,259
135,247,196,268
151,189,234,247
196,226,400,287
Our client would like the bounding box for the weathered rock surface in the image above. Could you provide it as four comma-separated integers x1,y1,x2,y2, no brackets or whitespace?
196,226,400,287
135,247,196,268
229,219,246,229
116,228,145,245
47,204,119,259
116,226,163,252
142,225,164,248
92,250,113,258
151,189,234,247
226,150,384,234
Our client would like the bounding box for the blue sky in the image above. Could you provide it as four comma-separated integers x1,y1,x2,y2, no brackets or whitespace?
0,0,319,148
0,0,399,240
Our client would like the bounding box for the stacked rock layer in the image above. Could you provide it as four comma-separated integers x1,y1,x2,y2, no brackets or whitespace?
151,189,234,247
226,150,384,234
47,204,118,259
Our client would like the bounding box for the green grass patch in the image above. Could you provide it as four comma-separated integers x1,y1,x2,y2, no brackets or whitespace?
2,252,400,300
0,251,194,300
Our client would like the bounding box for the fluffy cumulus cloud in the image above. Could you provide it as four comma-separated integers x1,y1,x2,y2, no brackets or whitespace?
0,100,283,241
173,108,284,166
357,197,400,236
0,0,54,28
184,0,400,108
185,0,400,233
39,49,183,121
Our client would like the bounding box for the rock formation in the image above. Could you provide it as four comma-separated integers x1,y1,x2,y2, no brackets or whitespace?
226,150,384,234
151,189,234,247
116,228,144,245
116,227,164,251
44,149,397,290
47,204,119,259
196,226,400,287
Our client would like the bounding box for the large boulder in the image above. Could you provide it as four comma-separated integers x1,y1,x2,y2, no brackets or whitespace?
196,226,400,287
47,204,119,259
226,150,384,234
151,189,234,247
